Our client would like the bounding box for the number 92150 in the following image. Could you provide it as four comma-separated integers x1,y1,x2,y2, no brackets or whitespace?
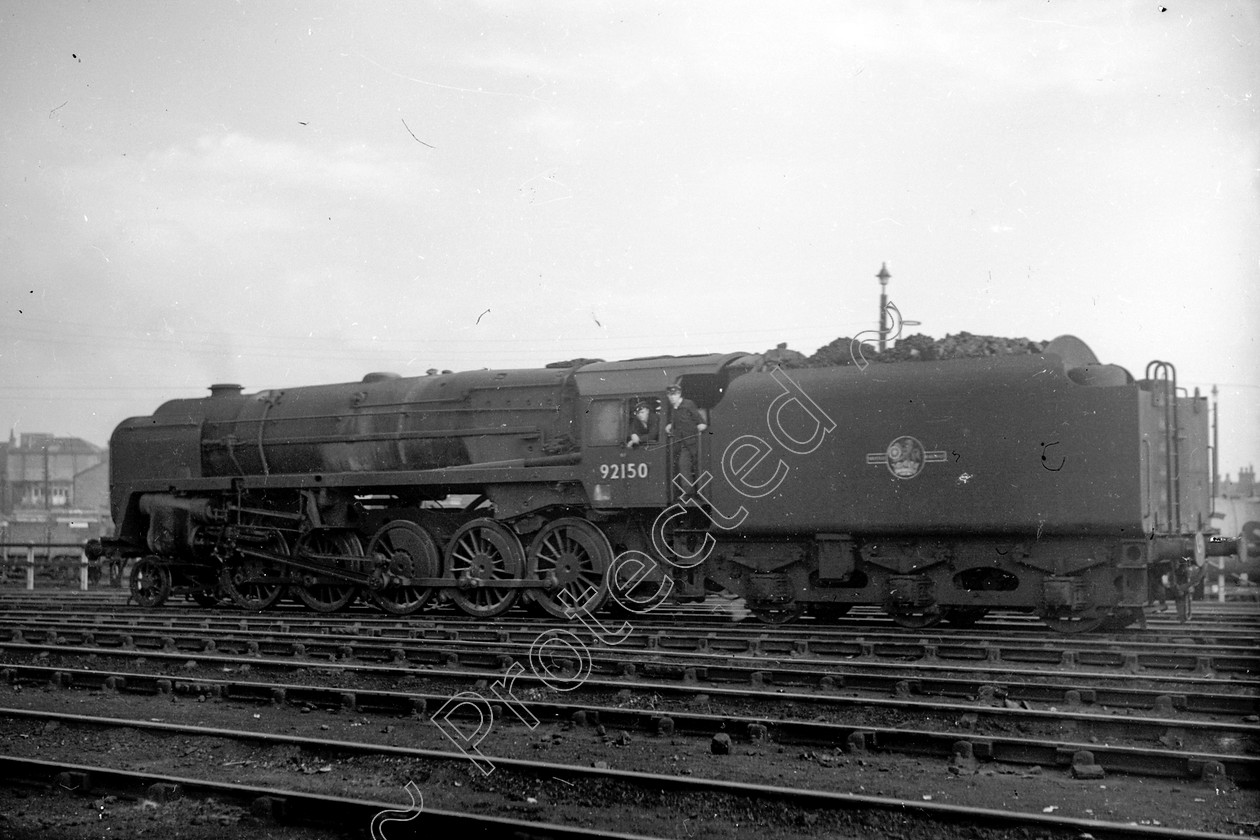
600,463,648,479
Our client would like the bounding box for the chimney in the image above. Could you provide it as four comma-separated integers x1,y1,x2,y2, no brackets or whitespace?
1240,465,1255,498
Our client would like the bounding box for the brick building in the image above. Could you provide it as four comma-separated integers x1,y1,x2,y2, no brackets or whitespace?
1,432,112,547
1218,465,1256,500
1,431,107,513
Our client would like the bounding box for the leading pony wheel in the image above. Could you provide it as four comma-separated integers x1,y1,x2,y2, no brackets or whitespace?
446,518,524,618
130,556,171,608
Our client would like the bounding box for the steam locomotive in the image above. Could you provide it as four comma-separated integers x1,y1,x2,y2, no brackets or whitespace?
88,336,1244,632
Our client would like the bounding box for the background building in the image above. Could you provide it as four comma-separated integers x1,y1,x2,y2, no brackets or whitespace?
1208,465,1259,600
0,431,111,556
1216,465,1259,550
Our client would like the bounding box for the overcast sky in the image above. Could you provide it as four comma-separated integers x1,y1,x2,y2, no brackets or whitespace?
1,1,1257,476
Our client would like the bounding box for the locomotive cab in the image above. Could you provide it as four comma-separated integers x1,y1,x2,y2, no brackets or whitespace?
573,353,754,511
582,395,667,508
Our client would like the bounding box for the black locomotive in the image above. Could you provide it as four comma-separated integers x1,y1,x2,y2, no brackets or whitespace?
88,336,1244,631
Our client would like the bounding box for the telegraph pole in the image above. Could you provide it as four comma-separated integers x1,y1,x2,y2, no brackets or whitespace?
1212,385,1219,501
43,440,50,511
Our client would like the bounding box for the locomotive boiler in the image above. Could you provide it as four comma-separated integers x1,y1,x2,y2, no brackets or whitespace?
89,336,1243,632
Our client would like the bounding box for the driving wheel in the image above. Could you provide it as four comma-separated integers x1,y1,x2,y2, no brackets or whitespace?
366,520,441,616
292,530,363,613
220,526,289,611
526,517,612,619
446,518,525,618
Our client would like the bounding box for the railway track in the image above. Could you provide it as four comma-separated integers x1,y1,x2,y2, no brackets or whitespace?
1,591,1256,838
3,629,1257,716
0,705,1252,840
4,588,1260,632
4,617,1254,715
4,661,1257,783
1,600,1257,675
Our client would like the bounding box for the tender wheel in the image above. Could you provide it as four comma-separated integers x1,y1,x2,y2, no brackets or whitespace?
446,518,524,618
220,527,289,611
750,603,805,625
130,556,172,608
526,517,612,619
887,605,944,629
292,530,363,613
366,520,441,616
943,606,989,628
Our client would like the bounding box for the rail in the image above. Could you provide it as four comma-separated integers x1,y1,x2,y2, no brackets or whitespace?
0,542,99,591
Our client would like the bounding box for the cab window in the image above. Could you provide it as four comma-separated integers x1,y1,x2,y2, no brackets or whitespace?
586,399,623,446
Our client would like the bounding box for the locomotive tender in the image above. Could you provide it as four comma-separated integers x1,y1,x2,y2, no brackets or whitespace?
90,336,1240,632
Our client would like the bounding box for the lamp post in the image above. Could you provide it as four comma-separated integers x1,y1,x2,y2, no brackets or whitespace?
876,263,891,352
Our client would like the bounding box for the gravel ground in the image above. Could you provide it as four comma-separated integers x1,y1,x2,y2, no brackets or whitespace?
1,678,1255,840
